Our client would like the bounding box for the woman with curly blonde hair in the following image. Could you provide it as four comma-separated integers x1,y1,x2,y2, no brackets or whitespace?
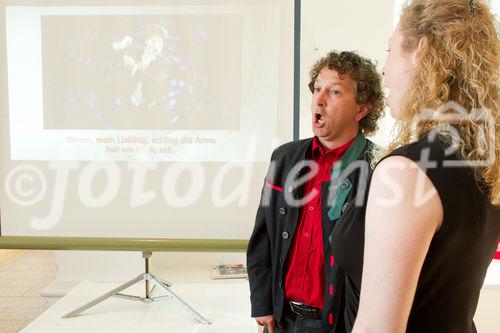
330,0,499,332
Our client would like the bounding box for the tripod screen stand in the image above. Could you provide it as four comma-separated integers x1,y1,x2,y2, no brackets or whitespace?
62,251,211,324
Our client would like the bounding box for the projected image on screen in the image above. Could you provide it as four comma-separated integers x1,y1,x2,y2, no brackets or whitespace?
41,15,242,130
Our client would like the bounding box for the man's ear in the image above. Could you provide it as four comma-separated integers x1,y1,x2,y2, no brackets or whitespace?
355,103,371,122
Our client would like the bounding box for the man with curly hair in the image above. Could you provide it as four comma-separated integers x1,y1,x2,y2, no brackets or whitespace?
247,51,385,333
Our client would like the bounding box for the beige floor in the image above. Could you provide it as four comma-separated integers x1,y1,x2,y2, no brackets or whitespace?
0,250,56,333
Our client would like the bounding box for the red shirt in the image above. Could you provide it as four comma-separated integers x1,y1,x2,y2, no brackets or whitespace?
494,241,500,260
284,136,355,309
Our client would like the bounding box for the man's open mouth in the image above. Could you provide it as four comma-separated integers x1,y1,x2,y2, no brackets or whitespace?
314,112,325,126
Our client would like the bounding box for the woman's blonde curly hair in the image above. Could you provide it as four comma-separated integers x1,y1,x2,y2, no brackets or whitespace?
387,0,500,205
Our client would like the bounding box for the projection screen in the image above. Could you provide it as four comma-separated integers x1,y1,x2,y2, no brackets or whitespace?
0,0,297,242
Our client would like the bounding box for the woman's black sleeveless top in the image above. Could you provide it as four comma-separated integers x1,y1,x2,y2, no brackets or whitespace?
331,133,499,332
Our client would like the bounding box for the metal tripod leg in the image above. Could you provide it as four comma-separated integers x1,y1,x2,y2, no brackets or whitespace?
62,274,144,318
148,274,211,324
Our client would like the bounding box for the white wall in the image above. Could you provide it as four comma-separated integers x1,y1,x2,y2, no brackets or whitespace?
300,0,396,145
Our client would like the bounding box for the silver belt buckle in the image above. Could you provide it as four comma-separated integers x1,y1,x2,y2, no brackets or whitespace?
289,301,302,315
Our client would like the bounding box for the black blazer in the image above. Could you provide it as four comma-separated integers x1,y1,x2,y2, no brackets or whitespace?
247,133,375,331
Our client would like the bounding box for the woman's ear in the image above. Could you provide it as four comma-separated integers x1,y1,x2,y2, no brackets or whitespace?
412,36,428,63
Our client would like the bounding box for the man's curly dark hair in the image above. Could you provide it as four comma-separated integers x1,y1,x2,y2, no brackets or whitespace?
308,51,385,137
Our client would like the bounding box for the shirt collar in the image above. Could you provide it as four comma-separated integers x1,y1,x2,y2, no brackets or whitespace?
312,136,356,159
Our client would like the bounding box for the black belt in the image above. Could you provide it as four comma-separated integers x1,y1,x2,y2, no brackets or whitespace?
286,300,322,320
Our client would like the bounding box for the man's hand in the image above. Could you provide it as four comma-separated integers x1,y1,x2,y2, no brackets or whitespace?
255,315,277,333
